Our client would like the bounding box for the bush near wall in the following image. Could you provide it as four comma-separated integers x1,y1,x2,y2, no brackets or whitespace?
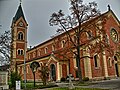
82,77,89,81
10,72,21,88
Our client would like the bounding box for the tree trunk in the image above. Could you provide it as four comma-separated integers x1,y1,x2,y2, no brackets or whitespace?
43,79,46,86
76,46,82,82
76,26,83,82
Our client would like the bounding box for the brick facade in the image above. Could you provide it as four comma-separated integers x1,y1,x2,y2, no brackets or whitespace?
11,4,120,81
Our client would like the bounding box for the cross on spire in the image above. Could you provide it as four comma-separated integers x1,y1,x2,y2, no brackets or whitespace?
19,0,22,4
107,4,111,11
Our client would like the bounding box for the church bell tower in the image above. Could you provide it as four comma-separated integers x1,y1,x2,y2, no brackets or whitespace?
11,3,28,72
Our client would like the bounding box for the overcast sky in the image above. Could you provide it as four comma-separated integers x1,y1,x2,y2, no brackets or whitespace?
0,0,120,47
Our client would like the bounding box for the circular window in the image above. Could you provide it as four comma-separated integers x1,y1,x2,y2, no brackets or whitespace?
110,28,118,42
19,21,23,26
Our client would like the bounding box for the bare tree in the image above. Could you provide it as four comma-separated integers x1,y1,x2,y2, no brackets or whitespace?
38,63,49,86
0,30,11,65
49,0,113,82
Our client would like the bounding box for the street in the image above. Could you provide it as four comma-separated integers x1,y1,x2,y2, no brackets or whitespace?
55,78,120,90
80,78,120,90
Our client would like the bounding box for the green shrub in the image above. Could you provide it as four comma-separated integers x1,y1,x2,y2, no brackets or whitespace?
60,77,66,82
82,77,89,81
10,71,22,88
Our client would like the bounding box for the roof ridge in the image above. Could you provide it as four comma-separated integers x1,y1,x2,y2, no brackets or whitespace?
27,11,110,51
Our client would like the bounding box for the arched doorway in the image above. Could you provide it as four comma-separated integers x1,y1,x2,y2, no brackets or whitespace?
50,64,56,81
114,56,119,77
62,64,67,78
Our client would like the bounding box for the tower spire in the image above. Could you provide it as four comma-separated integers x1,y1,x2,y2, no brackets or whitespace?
12,1,27,24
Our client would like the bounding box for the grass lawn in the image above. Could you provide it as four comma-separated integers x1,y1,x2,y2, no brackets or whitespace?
21,82,57,89
9,81,57,89
9,81,109,90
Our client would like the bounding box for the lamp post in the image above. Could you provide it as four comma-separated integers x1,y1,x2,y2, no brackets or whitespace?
30,61,40,87
33,67,36,87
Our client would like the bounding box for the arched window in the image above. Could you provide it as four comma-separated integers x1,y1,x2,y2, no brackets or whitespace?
52,45,55,51
33,52,36,58
45,47,48,54
18,32,23,40
94,54,100,67
108,57,112,67
38,49,41,56
61,40,65,48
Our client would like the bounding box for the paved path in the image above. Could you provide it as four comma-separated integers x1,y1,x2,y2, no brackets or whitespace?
82,78,120,90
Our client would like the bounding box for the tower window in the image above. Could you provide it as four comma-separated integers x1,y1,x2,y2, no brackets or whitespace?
18,32,24,40
18,49,24,55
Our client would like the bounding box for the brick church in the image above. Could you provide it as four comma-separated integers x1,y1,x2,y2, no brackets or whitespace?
10,3,120,81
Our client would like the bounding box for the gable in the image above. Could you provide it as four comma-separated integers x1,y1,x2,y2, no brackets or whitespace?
47,54,58,65
107,10,120,26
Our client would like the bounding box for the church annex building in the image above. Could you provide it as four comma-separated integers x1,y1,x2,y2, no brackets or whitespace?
10,4,120,81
